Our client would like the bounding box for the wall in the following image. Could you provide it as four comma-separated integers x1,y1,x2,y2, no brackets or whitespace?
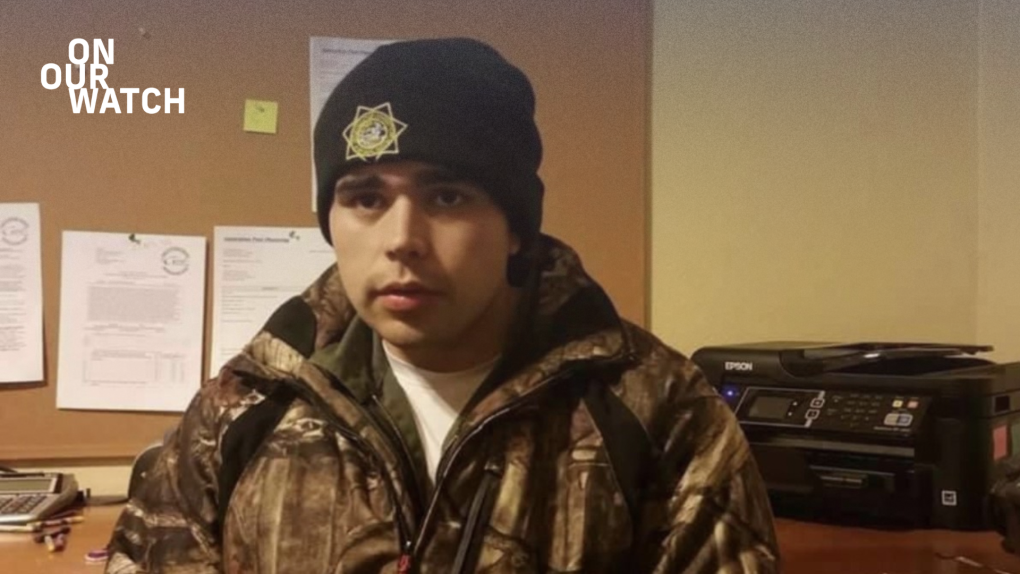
977,0,1020,362
651,0,981,355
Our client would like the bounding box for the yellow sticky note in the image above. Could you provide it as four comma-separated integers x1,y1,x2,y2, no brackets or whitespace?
244,99,278,134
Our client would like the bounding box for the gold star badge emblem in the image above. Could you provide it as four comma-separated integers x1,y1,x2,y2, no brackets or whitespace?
342,103,408,161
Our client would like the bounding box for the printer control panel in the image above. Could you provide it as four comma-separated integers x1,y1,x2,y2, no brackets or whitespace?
721,385,930,434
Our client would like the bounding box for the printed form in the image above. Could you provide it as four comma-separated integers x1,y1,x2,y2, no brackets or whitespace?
0,203,44,383
56,231,206,411
209,226,335,377
309,36,394,208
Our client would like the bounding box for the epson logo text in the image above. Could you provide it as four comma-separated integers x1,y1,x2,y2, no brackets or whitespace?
724,361,754,372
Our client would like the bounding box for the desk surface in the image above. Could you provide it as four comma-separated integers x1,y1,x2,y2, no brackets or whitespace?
776,518,1020,574
0,505,118,573
2,506,1020,573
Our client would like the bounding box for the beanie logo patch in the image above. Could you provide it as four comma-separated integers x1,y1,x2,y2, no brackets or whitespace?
342,103,408,161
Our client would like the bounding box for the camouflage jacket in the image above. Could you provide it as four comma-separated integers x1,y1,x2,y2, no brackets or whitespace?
106,236,778,574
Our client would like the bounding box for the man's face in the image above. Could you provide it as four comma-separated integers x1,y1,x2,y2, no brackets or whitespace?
329,160,521,365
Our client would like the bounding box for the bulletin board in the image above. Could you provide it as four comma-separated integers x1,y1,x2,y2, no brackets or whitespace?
0,0,650,461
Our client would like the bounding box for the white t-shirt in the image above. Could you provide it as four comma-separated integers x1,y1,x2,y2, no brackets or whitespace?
383,343,498,480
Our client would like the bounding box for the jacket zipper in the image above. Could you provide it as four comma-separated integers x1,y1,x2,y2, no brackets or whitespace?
292,354,627,572
410,370,576,559
450,464,501,574
369,393,427,520
277,379,414,557
411,354,632,562
397,540,413,574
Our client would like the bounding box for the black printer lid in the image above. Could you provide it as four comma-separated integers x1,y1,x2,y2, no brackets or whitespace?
691,342,1013,398
780,342,994,377
693,341,995,377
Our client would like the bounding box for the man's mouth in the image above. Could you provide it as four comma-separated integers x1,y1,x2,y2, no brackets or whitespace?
374,282,441,312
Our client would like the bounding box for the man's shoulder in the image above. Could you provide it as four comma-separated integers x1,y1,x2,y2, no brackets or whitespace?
615,320,719,404
190,354,289,431
610,322,762,496
599,321,737,445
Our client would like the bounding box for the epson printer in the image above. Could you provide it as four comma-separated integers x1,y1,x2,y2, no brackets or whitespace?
692,342,1020,530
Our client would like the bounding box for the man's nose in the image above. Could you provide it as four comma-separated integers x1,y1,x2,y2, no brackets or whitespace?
383,196,429,261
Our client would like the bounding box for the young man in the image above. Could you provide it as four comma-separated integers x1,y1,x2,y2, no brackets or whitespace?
107,38,778,573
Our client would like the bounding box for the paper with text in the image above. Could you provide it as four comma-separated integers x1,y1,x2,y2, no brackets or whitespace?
209,226,335,377
309,36,395,210
57,231,206,411
0,203,44,383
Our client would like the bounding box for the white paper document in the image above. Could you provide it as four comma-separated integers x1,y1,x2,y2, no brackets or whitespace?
0,203,44,383
309,36,395,209
209,226,335,376
57,231,207,411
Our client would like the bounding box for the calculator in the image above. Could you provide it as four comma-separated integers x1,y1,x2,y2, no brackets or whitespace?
0,473,79,524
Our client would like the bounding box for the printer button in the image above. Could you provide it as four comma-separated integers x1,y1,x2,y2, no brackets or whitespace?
897,414,913,427
806,409,820,420
893,399,904,408
884,413,900,426
810,398,825,408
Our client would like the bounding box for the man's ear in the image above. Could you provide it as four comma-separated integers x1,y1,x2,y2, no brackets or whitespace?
505,236,533,288
509,233,521,256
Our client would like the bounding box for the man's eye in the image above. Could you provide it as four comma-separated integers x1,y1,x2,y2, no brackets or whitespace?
432,189,468,208
339,192,385,210
357,193,384,209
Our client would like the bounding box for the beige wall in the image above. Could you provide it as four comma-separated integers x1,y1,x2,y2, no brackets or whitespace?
978,0,1020,362
651,0,987,356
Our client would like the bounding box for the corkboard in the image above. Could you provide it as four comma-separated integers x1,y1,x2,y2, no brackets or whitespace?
0,0,649,460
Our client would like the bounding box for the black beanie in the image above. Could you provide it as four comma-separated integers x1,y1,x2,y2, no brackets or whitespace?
314,38,544,253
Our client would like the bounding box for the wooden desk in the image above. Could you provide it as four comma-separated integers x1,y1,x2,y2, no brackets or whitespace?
0,505,119,573
2,506,1020,573
776,518,1020,574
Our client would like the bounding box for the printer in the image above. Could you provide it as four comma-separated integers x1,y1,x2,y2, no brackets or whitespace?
691,342,1020,530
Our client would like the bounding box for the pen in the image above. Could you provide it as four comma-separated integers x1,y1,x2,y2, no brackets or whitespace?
934,552,1016,574
33,525,71,543
0,523,37,533
0,514,85,533
27,515,84,529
